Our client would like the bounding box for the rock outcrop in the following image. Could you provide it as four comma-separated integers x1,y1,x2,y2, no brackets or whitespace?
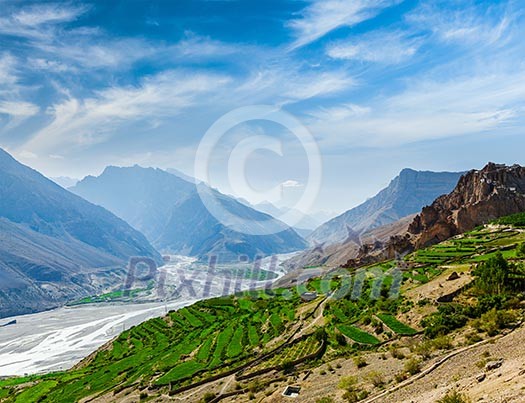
342,163,525,268
409,163,525,248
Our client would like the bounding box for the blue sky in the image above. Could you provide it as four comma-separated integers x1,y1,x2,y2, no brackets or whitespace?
0,0,524,215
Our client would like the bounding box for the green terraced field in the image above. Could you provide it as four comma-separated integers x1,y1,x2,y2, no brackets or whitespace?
336,325,380,345
0,294,302,402
376,313,418,335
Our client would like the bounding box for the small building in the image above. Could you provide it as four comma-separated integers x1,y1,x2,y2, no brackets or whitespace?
300,292,318,302
282,386,301,398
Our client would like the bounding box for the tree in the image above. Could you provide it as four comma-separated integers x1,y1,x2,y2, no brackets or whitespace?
517,243,525,258
473,253,509,295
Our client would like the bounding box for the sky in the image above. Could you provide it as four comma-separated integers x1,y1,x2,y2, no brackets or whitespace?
0,0,524,216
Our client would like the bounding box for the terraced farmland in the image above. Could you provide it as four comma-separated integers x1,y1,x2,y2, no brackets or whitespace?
3,222,525,402
336,325,380,345
376,313,418,335
0,294,302,402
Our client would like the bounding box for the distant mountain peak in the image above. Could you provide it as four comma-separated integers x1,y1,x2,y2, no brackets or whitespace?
72,165,306,262
308,168,464,245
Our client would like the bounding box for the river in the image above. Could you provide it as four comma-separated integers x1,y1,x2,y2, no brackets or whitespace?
0,254,292,376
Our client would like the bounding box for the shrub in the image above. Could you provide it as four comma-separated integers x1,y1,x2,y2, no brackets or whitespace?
437,390,472,403
366,370,385,387
390,346,405,360
517,243,525,258
413,341,433,360
338,376,358,391
394,372,408,383
421,304,471,338
417,298,430,307
316,398,335,403
404,358,421,375
465,331,482,344
336,332,347,346
353,355,368,368
432,336,453,350
342,390,369,403
201,392,216,403
471,309,518,336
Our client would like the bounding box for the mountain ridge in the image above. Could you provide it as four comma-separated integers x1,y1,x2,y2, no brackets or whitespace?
71,166,307,262
307,168,464,246
0,148,161,318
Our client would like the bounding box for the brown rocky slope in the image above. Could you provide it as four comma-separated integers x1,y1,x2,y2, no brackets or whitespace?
345,163,525,267
409,162,525,248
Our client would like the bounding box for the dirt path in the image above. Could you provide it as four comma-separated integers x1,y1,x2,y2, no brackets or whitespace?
292,297,328,341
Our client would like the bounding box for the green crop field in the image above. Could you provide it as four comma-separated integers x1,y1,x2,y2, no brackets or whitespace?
336,325,380,345
376,313,417,335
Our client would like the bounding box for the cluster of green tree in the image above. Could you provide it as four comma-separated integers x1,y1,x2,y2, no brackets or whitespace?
473,252,525,294
493,212,525,227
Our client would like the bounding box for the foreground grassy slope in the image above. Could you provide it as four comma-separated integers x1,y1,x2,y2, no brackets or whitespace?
1,221,524,402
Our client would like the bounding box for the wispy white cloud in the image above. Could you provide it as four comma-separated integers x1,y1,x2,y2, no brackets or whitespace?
327,30,422,64
21,70,231,154
308,72,525,148
307,103,371,121
0,53,18,88
0,53,39,130
287,0,402,50
0,101,39,117
171,32,242,59
28,58,72,73
38,37,156,69
0,100,39,131
0,3,87,40
238,68,356,104
407,4,513,46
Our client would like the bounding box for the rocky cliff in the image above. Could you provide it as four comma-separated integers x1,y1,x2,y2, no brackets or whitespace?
342,163,525,268
409,163,525,248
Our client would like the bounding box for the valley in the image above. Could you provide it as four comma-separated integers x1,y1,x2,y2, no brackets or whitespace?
2,218,523,402
0,254,292,378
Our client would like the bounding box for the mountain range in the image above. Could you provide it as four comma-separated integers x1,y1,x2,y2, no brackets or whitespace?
0,149,161,318
71,166,307,262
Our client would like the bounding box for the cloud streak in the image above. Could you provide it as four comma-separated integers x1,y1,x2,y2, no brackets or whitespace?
0,3,87,40
327,30,422,64
22,70,232,154
308,71,525,148
287,0,402,49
